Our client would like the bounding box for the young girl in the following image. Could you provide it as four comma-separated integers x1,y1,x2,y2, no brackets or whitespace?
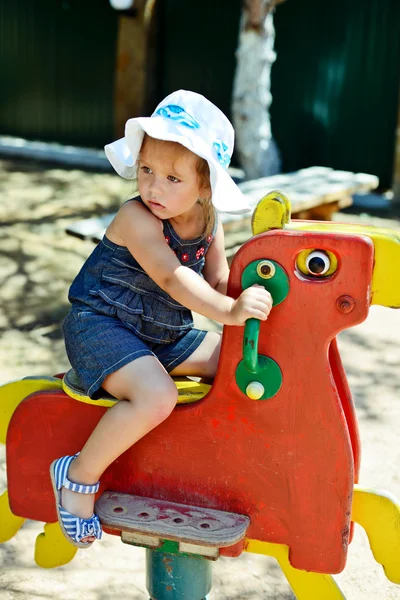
51,90,273,547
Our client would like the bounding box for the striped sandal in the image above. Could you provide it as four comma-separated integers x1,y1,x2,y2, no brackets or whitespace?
50,453,102,548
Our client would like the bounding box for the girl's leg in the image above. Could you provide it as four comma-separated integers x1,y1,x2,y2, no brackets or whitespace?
60,355,178,542
169,331,221,380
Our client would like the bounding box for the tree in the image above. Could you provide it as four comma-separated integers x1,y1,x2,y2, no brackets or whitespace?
232,0,287,180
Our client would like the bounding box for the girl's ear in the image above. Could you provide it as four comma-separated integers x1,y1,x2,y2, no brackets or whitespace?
200,182,212,200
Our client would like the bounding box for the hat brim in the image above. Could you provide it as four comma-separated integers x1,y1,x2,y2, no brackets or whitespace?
104,116,251,214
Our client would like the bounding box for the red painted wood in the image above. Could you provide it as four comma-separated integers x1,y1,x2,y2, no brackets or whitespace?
219,540,245,557
6,228,374,574
328,337,361,543
329,337,361,482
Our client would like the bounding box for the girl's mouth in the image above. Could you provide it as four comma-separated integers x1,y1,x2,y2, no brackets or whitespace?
148,200,165,209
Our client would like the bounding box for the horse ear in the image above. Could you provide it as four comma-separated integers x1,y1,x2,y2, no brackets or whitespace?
251,191,291,235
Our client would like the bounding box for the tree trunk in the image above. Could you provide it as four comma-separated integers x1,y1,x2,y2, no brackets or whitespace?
232,0,286,180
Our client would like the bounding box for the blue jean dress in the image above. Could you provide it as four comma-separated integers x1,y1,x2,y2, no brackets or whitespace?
62,198,218,398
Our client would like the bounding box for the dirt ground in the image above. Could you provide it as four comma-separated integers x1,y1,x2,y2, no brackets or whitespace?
0,158,399,600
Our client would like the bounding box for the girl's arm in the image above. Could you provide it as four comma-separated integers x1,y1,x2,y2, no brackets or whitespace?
202,220,230,295
113,202,271,326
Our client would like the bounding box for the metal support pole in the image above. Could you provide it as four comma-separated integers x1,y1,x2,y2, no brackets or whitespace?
146,546,212,600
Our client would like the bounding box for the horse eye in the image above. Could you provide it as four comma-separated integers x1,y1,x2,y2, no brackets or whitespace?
306,251,330,275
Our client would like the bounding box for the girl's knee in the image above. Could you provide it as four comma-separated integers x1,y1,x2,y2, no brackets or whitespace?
129,379,178,428
151,383,178,425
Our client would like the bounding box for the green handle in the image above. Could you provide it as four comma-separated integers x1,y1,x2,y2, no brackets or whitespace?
243,318,261,374
237,258,288,400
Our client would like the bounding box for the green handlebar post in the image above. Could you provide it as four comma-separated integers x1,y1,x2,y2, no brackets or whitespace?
243,318,261,374
237,259,288,399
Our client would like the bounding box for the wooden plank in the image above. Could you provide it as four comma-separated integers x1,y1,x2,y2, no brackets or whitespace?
65,214,114,242
121,531,162,548
237,167,378,214
294,196,353,222
179,542,219,558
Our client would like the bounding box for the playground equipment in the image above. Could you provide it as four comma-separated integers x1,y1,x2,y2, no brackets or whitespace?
1,191,400,600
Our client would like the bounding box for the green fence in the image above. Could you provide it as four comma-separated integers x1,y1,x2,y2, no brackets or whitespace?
271,0,400,188
159,0,242,123
0,0,118,147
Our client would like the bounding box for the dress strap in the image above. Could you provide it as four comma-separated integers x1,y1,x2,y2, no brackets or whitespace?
211,210,219,238
122,193,142,207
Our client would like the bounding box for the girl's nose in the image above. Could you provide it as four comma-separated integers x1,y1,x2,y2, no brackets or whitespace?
149,178,162,197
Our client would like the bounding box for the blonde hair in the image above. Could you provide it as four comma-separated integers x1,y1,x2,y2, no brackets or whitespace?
139,135,216,238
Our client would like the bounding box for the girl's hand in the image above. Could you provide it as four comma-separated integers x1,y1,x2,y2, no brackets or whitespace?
229,285,273,326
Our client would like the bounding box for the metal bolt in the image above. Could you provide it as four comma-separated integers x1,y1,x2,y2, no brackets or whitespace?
336,295,355,314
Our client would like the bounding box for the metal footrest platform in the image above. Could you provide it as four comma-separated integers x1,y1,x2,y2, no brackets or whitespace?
95,491,250,558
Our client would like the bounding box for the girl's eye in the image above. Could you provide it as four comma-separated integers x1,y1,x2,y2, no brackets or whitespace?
140,166,152,174
168,175,180,183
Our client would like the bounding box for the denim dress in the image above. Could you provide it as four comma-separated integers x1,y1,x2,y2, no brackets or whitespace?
62,198,218,398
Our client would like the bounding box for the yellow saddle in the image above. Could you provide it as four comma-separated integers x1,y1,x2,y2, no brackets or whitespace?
62,369,211,407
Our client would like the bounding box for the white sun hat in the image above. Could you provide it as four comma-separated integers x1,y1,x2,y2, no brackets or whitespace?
104,89,251,214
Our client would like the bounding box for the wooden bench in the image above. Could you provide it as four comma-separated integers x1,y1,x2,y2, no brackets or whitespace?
66,165,379,263
237,166,378,221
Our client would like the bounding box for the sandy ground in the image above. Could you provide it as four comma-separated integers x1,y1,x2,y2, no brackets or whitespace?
0,158,399,600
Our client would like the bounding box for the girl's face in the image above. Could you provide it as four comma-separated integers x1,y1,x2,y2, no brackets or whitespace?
138,136,209,220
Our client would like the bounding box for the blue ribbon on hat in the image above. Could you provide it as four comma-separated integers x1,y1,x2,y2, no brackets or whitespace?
155,105,200,129
213,140,230,169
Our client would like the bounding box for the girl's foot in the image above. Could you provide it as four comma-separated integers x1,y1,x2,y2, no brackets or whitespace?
60,487,97,543
61,455,99,543
50,454,102,548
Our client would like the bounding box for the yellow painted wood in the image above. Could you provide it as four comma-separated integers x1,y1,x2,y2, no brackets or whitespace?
62,375,211,408
251,191,291,235
0,491,25,543
174,378,211,404
352,485,400,584
246,539,346,599
0,377,63,444
35,522,78,568
288,220,400,307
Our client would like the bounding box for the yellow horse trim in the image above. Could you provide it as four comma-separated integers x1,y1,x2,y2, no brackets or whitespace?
0,490,26,543
245,539,345,599
35,522,78,569
352,485,400,584
251,190,291,235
